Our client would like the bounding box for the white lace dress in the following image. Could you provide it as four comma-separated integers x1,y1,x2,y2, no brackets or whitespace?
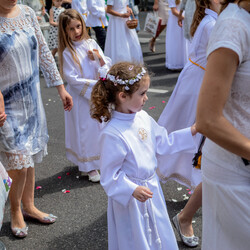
0,5,63,171
201,4,250,250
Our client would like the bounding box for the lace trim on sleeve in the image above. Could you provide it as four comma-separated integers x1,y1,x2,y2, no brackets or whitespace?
80,82,90,97
27,6,63,87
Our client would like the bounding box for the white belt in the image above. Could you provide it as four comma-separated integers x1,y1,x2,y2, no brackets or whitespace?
128,173,162,250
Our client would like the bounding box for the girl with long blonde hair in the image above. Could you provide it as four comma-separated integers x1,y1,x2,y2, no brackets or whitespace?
58,9,111,182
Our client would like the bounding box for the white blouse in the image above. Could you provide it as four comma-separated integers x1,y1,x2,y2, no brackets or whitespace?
203,3,250,169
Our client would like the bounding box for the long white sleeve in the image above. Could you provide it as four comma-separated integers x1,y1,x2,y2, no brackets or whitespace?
63,50,97,100
87,0,106,19
100,132,138,207
152,118,199,156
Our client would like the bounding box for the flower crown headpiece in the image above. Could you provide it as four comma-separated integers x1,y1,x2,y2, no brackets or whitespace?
99,66,146,91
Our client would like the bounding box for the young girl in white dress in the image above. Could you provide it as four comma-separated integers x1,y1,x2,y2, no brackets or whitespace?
105,0,143,64
91,62,199,250
48,0,65,57
157,0,221,247
58,9,111,182
166,0,188,70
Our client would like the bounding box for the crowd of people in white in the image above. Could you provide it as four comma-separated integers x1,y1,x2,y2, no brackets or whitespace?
0,0,249,250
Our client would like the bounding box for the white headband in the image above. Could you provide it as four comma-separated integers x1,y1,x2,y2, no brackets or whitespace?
99,66,147,90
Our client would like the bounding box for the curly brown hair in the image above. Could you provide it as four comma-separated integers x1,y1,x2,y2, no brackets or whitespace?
91,62,148,123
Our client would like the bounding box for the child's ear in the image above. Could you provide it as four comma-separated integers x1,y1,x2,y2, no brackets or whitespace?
117,91,128,103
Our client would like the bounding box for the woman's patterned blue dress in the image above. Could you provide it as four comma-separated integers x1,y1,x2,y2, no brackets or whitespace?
0,5,63,170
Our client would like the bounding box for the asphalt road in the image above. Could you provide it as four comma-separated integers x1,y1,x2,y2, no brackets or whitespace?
0,11,202,250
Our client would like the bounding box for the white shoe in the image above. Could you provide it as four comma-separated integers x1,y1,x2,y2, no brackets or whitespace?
88,170,100,183
172,213,199,247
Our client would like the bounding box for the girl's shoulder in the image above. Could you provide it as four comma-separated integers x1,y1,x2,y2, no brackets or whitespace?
62,46,72,57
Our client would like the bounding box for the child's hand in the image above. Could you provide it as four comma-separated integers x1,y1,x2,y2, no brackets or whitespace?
127,7,133,15
133,186,153,203
88,49,102,62
178,15,184,27
191,123,197,136
87,50,95,61
121,12,131,18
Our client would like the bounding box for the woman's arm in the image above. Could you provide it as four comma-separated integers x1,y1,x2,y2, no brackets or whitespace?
106,5,131,18
196,48,250,160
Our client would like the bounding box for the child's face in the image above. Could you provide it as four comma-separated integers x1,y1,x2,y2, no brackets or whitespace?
53,0,63,8
66,19,83,42
117,75,150,114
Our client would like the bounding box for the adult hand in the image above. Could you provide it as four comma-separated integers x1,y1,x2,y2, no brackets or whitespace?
133,186,153,202
57,85,73,111
0,92,7,127
0,113,7,127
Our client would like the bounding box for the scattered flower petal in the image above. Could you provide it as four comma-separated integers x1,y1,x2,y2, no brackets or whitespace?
62,189,66,193
46,103,48,106
63,190,70,193
177,187,182,191
48,99,51,102
36,186,42,189
186,189,190,191
162,101,166,103
171,199,177,202
192,220,196,224
76,176,79,179
58,176,62,179
183,196,189,200
188,191,192,195
66,172,70,176
149,106,156,110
